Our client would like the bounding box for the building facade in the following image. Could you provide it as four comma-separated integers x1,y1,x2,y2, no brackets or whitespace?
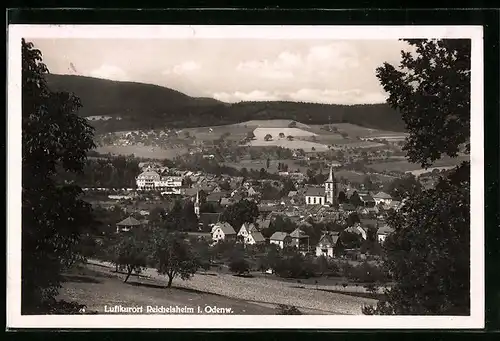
136,168,183,193
305,166,338,206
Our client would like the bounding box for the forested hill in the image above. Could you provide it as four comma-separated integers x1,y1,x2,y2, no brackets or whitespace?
45,74,406,133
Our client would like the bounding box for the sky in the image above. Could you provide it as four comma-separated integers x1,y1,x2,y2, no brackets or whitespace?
31,38,411,105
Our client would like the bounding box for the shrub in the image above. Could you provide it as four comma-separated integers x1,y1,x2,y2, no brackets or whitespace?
276,304,303,315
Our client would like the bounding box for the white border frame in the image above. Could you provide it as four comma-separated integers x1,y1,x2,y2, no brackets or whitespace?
7,25,484,329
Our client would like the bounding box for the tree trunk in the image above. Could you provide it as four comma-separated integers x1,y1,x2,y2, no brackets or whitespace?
124,266,132,283
167,275,173,288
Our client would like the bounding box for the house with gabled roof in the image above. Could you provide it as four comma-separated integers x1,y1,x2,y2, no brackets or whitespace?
116,216,142,232
269,232,292,249
376,224,395,244
238,223,265,245
255,218,271,230
372,191,393,205
290,227,310,250
237,222,259,239
315,231,341,258
212,222,236,242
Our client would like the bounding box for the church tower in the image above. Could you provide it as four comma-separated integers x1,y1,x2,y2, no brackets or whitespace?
325,165,337,205
194,190,200,217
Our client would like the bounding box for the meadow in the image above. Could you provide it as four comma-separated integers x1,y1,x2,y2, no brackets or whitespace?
367,155,470,173
95,145,188,159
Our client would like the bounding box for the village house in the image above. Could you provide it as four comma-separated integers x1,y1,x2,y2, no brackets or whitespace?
116,216,142,233
372,191,393,205
358,193,376,207
345,223,368,240
289,227,310,250
135,168,183,194
315,231,341,258
212,222,237,242
376,224,395,244
237,223,265,245
255,218,271,230
269,232,292,249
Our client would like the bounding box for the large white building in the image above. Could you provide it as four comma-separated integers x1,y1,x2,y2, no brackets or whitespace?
305,166,338,206
136,168,183,192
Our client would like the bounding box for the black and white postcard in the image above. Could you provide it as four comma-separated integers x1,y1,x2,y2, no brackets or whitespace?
7,24,484,329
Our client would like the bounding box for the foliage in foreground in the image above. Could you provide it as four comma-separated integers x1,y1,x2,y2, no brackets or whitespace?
22,39,96,313
363,38,471,315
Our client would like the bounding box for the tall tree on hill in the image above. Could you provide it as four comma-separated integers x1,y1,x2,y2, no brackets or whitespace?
21,40,96,313
363,39,471,315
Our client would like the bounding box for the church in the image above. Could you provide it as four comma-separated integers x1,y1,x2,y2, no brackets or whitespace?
305,166,338,206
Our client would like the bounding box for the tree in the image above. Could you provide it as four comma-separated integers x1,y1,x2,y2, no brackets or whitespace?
22,40,96,313
311,147,316,151
183,176,193,187
363,39,471,315
264,134,273,141
149,206,167,227
287,135,294,141
228,249,250,275
266,158,270,169
246,131,255,140
279,132,285,139
288,121,297,128
218,180,231,191
340,132,348,139
338,191,348,204
386,174,422,201
221,199,258,231
112,229,148,283
376,39,470,168
350,191,363,207
153,230,200,287
346,212,361,227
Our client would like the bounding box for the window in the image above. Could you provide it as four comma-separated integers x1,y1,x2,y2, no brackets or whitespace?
313,197,316,204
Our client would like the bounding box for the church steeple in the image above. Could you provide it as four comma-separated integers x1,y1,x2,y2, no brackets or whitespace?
325,165,337,205
326,165,334,183
194,189,200,217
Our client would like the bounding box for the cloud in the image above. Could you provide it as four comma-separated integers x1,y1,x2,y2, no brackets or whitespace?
88,64,128,81
305,42,360,70
212,88,387,105
163,61,201,75
236,50,301,80
235,43,360,82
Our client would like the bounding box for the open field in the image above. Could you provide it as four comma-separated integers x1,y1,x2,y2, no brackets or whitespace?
246,139,329,152
95,145,187,159
59,263,276,315
321,123,406,139
407,166,457,176
367,156,470,173
335,170,397,183
82,260,377,314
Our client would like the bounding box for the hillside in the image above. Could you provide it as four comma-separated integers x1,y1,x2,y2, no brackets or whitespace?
44,74,406,133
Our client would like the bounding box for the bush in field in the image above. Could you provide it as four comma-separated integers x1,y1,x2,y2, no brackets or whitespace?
111,229,148,283
276,304,303,315
229,257,250,275
152,230,200,287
